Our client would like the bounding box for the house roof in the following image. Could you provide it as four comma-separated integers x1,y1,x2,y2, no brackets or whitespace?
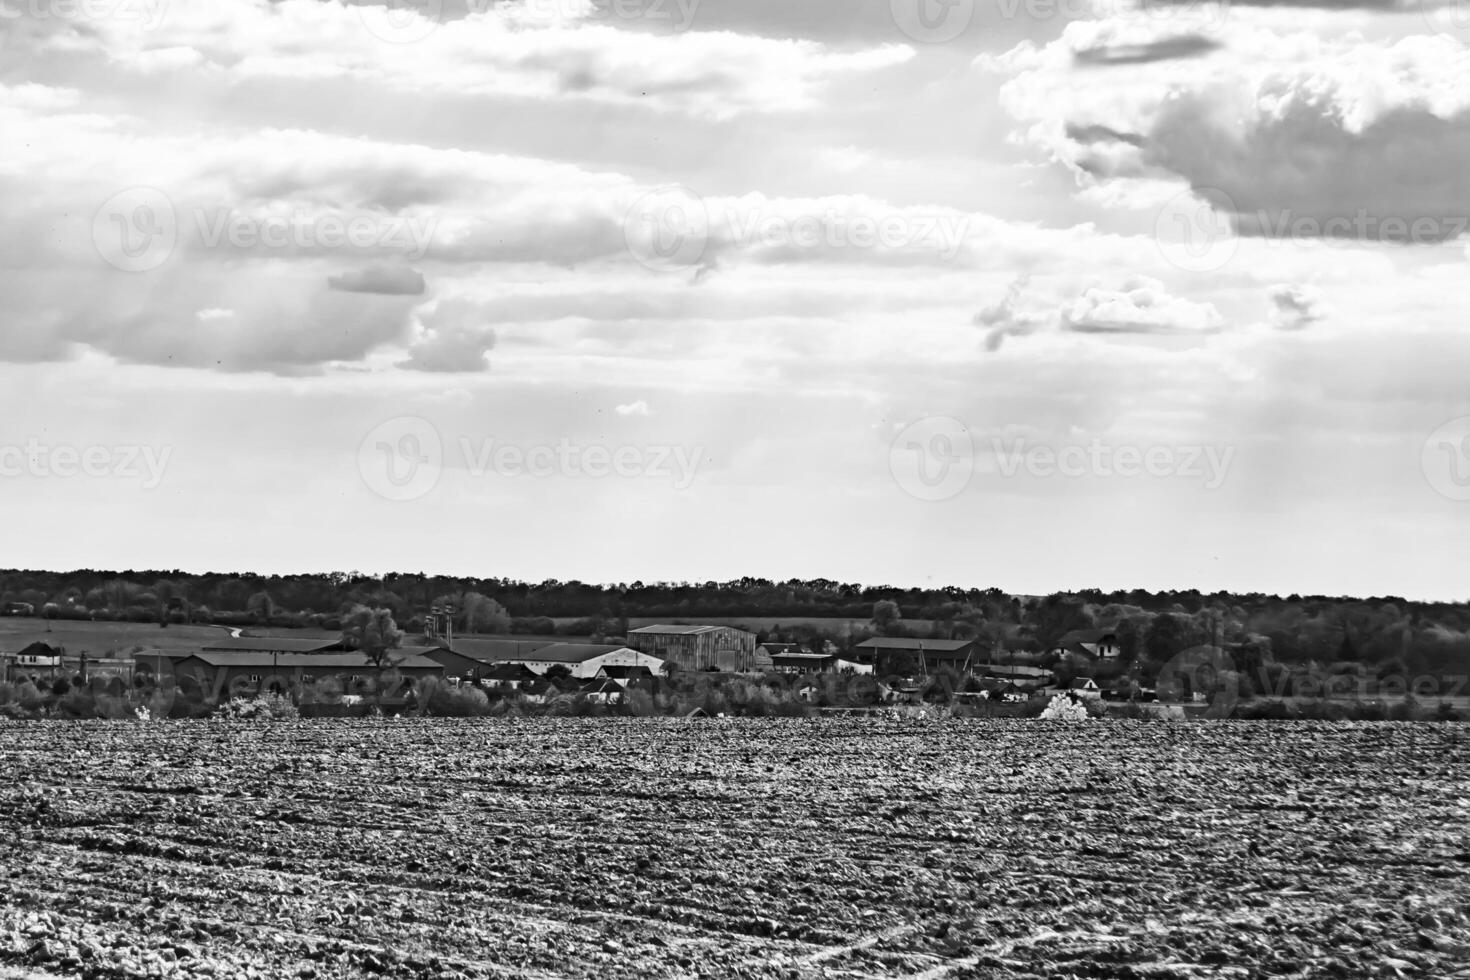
202,636,341,653
431,637,556,663
480,662,539,681
180,648,442,670
598,664,655,679
1058,628,1117,645
628,624,726,636
856,637,972,652
498,643,640,664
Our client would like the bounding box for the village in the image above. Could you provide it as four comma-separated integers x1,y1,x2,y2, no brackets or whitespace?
0,608,1151,716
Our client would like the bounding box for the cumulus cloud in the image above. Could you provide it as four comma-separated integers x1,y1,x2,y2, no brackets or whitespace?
327,264,427,296
989,21,1470,244
976,275,1224,349
398,298,497,373
1062,277,1224,334
615,399,652,416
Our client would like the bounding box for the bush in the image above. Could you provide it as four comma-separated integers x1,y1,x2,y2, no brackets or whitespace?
215,696,298,721
419,678,490,718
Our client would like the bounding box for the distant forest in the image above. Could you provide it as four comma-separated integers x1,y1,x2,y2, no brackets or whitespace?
3,569,1469,690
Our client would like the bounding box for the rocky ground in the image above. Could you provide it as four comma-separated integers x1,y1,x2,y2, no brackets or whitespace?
1,718,1468,979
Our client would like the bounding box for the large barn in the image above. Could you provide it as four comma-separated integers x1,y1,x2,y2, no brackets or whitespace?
625,625,757,672
855,637,976,675
140,648,444,698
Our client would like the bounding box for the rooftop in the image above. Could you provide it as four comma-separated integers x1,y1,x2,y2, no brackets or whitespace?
174,647,442,670
855,637,973,652
497,643,642,664
628,624,736,636
201,636,341,654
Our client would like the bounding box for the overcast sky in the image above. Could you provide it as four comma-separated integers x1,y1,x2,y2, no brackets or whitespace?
2,0,1468,599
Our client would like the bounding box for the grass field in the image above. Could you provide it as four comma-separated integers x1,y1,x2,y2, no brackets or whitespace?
1,719,1467,979
0,618,245,656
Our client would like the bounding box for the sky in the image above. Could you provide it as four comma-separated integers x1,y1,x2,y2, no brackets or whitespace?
1,0,1468,600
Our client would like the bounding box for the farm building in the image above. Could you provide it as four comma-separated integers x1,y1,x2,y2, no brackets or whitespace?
855,637,976,674
626,625,757,672
421,637,560,681
139,648,444,698
490,643,665,680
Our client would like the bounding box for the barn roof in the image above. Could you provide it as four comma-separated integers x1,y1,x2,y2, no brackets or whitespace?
628,624,734,636
855,637,972,652
201,636,341,653
433,637,556,663
181,648,441,670
499,643,639,664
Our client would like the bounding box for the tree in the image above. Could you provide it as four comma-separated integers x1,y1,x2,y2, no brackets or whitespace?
246,591,275,626
872,600,901,635
458,592,512,634
339,605,406,674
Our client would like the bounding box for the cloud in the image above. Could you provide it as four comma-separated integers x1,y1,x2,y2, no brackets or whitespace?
990,23,1470,244
1062,277,1224,335
327,264,427,296
615,399,652,416
1073,35,1221,67
1267,283,1325,330
23,0,914,121
398,298,497,373
976,275,1223,349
